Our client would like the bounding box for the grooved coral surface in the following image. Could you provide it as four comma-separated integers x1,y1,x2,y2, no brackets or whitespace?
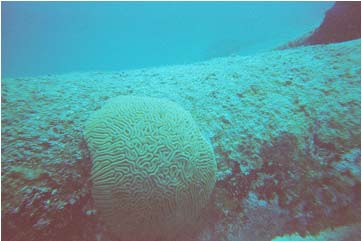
84,95,216,241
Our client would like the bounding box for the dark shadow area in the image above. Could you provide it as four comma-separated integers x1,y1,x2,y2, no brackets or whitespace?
277,1,361,49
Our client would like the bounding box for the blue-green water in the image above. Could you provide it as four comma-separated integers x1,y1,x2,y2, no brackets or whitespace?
2,1,332,78
2,2,361,241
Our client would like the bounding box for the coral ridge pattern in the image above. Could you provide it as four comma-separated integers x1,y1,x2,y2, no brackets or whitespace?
84,96,217,241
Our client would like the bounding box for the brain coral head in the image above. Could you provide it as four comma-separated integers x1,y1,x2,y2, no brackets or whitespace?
84,96,216,241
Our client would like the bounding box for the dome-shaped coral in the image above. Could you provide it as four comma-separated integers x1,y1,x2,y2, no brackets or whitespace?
84,96,216,241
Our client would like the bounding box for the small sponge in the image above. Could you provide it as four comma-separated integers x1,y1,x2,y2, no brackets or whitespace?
84,96,216,241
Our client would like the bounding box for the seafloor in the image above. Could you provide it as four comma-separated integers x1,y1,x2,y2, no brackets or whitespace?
2,39,361,241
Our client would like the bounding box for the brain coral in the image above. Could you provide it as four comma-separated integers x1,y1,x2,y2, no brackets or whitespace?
84,96,216,241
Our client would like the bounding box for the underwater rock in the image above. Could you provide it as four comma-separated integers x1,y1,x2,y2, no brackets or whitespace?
206,192,290,241
1,39,360,241
2,186,97,241
277,2,361,49
304,1,361,45
214,129,360,239
250,132,361,236
332,149,361,181
272,223,361,241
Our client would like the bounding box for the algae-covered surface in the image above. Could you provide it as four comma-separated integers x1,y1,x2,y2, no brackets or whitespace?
2,39,361,241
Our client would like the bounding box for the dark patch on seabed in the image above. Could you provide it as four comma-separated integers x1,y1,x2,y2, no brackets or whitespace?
1,39,361,240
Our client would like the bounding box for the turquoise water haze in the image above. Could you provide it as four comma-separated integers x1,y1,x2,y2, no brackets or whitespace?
2,2,333,78
1,2,361,241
